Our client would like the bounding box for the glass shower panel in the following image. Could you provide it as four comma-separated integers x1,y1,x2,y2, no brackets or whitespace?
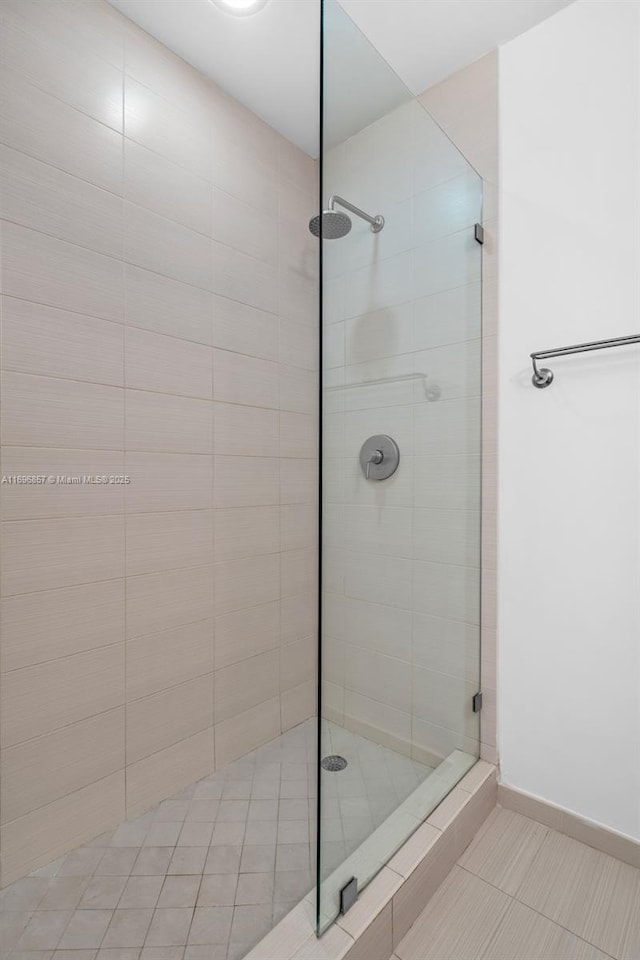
318,0,483,932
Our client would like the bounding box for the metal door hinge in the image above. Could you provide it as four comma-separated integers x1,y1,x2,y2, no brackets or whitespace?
339,877,358,915
472,691,483,713
474,223,484,245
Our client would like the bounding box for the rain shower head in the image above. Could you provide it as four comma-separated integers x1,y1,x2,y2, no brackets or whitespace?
308,195,384,240
309,209,352,239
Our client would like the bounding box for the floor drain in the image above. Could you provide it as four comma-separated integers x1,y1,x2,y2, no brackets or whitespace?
321,755,348,772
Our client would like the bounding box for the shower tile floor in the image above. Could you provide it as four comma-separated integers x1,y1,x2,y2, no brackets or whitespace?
1,719,431,960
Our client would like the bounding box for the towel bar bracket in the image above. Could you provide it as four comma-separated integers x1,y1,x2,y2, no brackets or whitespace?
531,358,554,389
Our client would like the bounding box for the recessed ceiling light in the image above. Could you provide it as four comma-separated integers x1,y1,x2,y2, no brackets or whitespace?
211,0,268,16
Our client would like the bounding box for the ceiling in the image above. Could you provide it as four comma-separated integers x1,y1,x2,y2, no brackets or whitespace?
108,0,573,157
341,0,573,99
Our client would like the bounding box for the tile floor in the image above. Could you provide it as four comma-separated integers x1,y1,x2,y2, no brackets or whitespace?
0,718,431,960
394,805,640,960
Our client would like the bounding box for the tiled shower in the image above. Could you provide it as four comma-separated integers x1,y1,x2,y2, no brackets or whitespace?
0,0,318,885
0,0,496,956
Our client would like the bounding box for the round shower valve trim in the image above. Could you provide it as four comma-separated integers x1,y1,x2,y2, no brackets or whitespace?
359,435,400,481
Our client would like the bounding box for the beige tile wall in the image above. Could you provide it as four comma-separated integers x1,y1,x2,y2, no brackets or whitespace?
322,98,484,767
0,0,318,886
322,52,499,770
420,51,499,764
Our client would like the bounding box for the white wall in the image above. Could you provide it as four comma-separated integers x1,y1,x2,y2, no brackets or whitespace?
499,0,640,838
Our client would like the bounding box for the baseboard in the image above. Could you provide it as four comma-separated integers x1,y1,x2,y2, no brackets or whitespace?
498,782,640,869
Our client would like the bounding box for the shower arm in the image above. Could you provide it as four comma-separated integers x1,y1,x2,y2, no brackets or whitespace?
329,195,384,233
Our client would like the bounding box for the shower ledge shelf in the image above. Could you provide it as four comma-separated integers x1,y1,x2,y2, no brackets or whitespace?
324,372,428,390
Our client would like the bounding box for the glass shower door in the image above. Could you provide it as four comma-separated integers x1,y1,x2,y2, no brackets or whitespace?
317,0,483,931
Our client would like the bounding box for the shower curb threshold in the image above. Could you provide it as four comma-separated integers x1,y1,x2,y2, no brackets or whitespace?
244,760,497,960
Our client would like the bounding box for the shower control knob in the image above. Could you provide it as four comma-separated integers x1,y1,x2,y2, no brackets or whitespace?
359,435,400,481
365,449,383,479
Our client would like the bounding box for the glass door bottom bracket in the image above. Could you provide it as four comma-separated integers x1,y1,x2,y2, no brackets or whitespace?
339,876,358,915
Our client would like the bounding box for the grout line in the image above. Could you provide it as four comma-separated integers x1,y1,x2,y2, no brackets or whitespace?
473,887,517,960
121,109,129,822
211,303,218,785
455,858,618,960
1,612,213,677
1,369,317,413
1,222,316,319
1,768,126,836
0,282,312,346
0,699,125,752
0,135,211,240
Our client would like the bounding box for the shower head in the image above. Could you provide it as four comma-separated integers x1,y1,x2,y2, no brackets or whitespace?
309,209,352,239
308,195,384,240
